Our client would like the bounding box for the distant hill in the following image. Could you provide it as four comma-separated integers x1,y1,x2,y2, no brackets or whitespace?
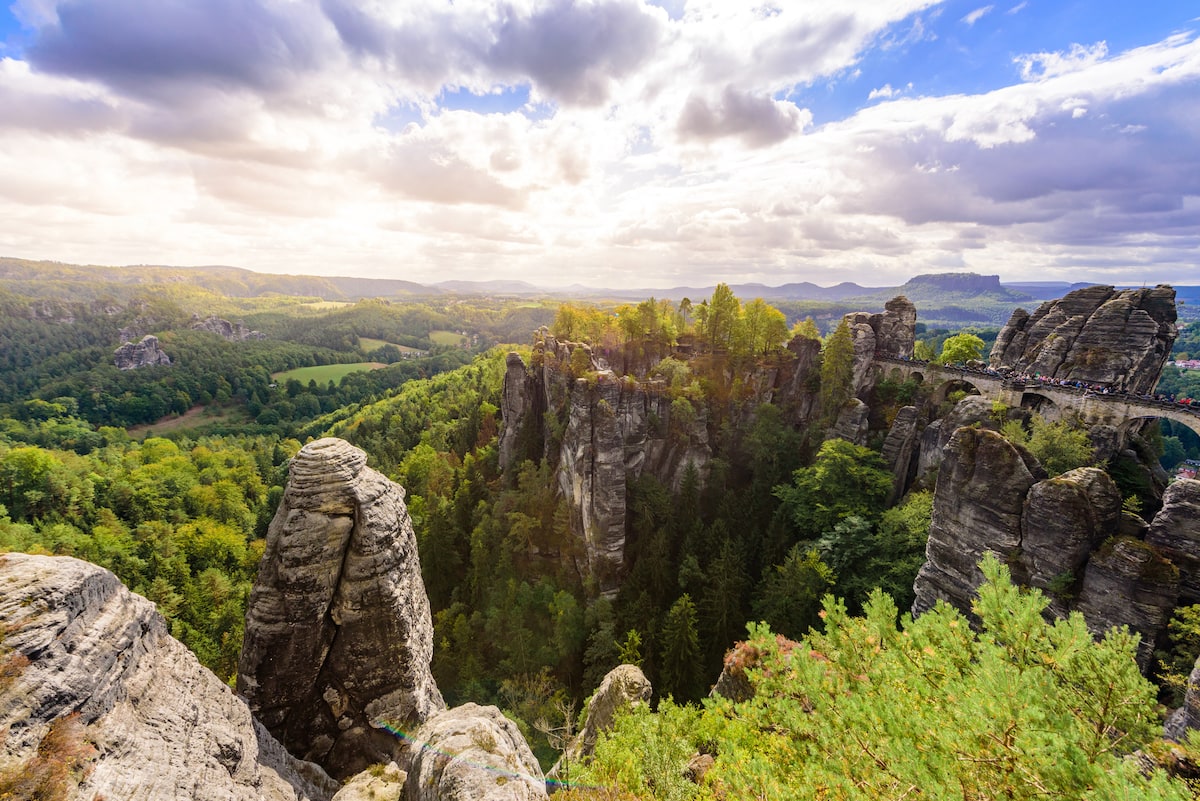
0,258,433,301
3,257,1194,322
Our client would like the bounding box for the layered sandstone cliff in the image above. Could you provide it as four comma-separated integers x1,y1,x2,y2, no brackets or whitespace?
0,552,337,801
238,438,444,779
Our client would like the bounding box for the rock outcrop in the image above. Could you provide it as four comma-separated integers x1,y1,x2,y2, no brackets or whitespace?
989,284,1176,393
238,438,444,779
912,428,1178,670
192,315,265,341
549,665,651,782
0,552,337,801
401,704,546,801
1146,479,1200,606
829,397,869,446
113,333,171,369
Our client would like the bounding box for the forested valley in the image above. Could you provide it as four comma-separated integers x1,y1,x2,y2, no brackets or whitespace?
3,273,1200,798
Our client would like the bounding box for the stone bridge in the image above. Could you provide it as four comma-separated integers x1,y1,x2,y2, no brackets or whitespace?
873,356,1200,440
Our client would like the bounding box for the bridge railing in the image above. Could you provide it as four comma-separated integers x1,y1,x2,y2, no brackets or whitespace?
871,355,1200,418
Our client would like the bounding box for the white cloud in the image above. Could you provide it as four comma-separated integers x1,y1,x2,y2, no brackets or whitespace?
1015,42,1110,81
0,2,1196,287
961,5,994,27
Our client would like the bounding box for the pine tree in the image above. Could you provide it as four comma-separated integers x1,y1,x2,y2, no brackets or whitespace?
659,594,703,700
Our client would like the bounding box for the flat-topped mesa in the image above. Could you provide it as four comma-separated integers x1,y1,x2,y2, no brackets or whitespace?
0,553,337,801
989,284,1177,393
237,437,445,780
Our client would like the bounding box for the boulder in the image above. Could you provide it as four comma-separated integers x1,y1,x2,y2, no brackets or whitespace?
402,704,546,801
237,438,444,779
113,334,171,370
0,553,337,801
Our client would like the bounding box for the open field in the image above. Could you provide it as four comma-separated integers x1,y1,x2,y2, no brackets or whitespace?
272,362,387,385
359,337,424,353
128,405,248,437
430,329,467,346
301,301,352,310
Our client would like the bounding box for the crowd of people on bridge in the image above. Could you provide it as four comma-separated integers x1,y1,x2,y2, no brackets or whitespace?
884,354,1199,414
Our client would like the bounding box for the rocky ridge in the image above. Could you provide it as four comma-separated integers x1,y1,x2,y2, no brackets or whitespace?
238,438,444,779
0,552,337,801
192,314,265,341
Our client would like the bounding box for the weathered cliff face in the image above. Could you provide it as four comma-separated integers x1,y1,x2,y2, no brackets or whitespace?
0,552,337,801
989,284,1177,393
113,333,171,369
912,428,1044,615
881,405,920,504
912,428,1179,670
238,438,445,779
192,315,265,341
401,703,546,801
914,396,999,488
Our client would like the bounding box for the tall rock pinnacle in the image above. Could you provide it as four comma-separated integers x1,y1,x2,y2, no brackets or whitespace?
238,438,445,779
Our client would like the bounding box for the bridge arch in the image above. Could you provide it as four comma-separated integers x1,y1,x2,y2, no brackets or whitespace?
1019,391,1060,416
930,377,984,406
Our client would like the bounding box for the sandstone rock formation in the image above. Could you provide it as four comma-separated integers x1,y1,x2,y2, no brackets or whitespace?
829,397,869,446
914,396,1000,488
1146,479,1200,606
238,438,444,779
113,333,171,369
402,703,546,801
549,665,651,783
0,552,337,801
192,315,265,341
913,428,1179,670
989,284,1177,393
842,295,917,399
1075,537,1178,669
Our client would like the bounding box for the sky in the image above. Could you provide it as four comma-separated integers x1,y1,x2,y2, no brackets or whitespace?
0,1,1197,289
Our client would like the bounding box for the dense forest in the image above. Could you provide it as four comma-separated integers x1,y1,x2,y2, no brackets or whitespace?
2,274,1200,795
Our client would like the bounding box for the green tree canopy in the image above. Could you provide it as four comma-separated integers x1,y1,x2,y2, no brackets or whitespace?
936,332,986,365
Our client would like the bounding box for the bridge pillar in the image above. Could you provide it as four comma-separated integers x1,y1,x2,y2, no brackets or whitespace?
996,386,1023,407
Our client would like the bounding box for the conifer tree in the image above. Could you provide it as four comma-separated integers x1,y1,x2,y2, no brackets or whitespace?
819,318,855,420
659,594,703,700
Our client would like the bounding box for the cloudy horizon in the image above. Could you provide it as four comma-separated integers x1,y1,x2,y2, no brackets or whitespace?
0,1,1197,289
